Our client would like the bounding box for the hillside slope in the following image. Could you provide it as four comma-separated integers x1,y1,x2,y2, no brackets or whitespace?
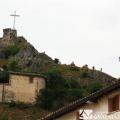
0,28,117,119
0,28,53,73
0,28,117,86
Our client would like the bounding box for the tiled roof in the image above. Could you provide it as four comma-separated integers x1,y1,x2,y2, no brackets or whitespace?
9,71,47,79
41,79,120,120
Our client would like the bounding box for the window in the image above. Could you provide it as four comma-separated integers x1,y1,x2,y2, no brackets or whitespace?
29,77,33,83
108,95,119,112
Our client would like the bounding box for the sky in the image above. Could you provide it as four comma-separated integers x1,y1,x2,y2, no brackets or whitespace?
0,0,120,78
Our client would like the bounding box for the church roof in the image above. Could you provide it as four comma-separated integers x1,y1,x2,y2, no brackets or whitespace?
41,79,120,120
9,71,47,79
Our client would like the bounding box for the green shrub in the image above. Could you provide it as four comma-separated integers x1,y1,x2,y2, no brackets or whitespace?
7,61,22,72
69,66,79,71
45,70,67,88
2,45,20,58
36,70,68,109
37,87,67,110
66,88,84,102
54,58,60,64
16,102,30,109
8,100,16,108
88,81,103,94
0,115,8,120
36,70,87,110
80,70,89,78
66,79,81,89
36,89,55,109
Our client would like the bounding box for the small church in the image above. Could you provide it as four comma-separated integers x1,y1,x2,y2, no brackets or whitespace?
0,72,46,103
0,27,46,104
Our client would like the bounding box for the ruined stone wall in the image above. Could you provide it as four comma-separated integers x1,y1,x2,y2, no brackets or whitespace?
0,28,17,47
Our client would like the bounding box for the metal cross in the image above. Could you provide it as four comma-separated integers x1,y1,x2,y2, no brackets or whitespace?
10,11,20,29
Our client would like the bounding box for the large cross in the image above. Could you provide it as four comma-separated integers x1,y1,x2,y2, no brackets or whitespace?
10,11,20,30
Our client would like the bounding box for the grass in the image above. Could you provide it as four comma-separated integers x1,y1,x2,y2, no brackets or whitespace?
0,103,49,120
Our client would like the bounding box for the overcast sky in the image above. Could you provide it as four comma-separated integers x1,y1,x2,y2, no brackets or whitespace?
0,0,120,78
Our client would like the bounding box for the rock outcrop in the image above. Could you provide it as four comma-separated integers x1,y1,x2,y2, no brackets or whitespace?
0,28,53,72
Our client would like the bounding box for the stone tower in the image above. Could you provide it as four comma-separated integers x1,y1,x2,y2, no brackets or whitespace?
0,28,17,47
3,28,17,41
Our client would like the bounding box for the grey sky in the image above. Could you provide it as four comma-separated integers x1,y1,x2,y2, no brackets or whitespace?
0,0,120,78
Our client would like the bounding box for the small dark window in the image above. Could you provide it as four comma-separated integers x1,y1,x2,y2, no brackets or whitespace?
29,77,34,83
108,95,119,112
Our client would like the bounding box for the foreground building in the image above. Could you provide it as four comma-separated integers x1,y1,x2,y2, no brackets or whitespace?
0,72,46,103
41,80,120,120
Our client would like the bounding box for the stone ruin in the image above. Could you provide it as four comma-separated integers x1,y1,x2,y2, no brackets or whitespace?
0,28,17,47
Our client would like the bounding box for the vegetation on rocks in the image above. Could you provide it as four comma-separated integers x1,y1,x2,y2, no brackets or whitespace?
0,103,48,120
36,70,103,110
0,29,116,117
1,45,21,59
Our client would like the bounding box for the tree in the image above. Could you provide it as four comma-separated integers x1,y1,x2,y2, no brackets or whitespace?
45,70,67,88
54,58,60,64
66,88,84,102
36,70,67,109
88,81,103,94
7,61,21,72
80,70,89,78
2,45,20,58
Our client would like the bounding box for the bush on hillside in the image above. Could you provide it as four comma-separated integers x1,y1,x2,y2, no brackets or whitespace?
88,81,103,94
80,70,89,78
36,88,66,109
69,66,80,71
66,88,84,102
66,79,81,89
2,45,20,58
54,58,60,64
45,70,68,88
36,70,67,109
7,61,22,72
8,100,16,108
36,70,87,110
0,115,8,120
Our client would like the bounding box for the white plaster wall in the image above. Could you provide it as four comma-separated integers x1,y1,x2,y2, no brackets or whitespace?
56,89,120,120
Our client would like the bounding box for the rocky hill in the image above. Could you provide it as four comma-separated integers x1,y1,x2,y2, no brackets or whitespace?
0,28,118,119
0,28,53,73
0,28,117,86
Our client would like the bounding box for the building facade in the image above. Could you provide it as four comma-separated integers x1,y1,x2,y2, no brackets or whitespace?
56,89,120,120
41,80,120,120
0,72,46,103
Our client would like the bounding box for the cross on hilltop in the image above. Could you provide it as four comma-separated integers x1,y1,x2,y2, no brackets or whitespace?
10,11,20,30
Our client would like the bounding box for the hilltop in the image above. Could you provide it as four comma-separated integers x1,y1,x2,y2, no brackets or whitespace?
0,28,117,119
0,28,53,73
0,28,116,85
